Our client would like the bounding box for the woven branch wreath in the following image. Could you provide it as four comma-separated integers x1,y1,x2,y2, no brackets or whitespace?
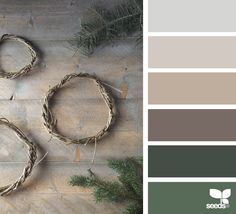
42,73,116,145
0,34,37,79
0,118,37,196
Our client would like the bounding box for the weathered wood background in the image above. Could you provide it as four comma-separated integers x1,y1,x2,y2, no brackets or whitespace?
0,0,142,213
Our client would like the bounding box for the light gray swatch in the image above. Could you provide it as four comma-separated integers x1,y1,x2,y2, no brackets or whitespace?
149,0,236,32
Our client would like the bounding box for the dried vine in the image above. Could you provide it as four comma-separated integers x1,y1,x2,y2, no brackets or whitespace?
0,118,37,196
42,73,116,145
0,34,37,79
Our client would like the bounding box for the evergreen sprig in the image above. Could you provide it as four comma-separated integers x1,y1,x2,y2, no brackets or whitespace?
69,157,143,214
93,181,127,202
71,0,143,55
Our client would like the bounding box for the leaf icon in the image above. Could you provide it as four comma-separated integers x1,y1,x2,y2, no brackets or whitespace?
210,189,221,199
222,199,229,204
223,189,231,199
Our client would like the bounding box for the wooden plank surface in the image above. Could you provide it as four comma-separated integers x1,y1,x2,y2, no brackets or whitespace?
0,0,143,213
0,163,125,214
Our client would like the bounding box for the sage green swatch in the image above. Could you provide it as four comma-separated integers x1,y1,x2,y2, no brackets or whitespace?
149,183,236,214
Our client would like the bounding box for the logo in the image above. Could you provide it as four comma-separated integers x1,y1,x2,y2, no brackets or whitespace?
206,189,231,209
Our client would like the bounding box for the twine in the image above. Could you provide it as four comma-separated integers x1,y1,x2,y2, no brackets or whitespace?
42,73,116,145
0,34,37,79
0,118,37,196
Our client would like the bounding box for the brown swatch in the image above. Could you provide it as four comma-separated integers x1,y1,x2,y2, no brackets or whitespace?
149,73,236,104
149,109,236,141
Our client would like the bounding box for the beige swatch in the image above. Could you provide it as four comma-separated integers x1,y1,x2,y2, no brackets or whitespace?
149,37,236,68
149,73,236,104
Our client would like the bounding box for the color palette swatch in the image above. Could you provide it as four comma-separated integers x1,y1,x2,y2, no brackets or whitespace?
149,110,236,141
147,1,236,213
149,37,236,68
149,0,236,32
149,146,236,177
149,73,236,104
149,183,236,214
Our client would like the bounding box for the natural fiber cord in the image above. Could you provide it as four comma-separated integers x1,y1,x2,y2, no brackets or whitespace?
0,118,37,196
42,73,116,145
0,34,37,79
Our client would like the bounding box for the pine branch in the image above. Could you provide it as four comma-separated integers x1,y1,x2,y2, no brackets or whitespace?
93,181,128,203
108,158,143,198
69,175,97,187
69,168,99,187
124,202,143,214
71,0,143,55
69,157,143,213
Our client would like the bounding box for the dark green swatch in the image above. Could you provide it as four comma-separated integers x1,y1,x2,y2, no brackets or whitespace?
149,146,236,177
149,182,236,214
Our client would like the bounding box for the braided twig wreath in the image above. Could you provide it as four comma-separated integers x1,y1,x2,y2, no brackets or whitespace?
42,73,116,145
0,34,37,79
0,118,37,196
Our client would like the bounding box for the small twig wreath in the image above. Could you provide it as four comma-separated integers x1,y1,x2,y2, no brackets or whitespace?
42,73,116,145
0,118,37,196
0,34,37,79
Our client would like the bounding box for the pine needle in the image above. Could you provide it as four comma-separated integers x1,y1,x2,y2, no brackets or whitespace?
69,157,143,213
70,0,143,55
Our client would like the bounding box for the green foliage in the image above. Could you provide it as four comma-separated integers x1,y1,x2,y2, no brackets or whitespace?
93,181,127,202
124,203,142,214
69,175,97,187
108,157,143,198
69,157,143,214
70,0,143,55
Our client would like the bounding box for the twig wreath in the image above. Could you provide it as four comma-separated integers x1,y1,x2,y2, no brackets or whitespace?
42,73,116,145
0,118,37,196
0,34,37,79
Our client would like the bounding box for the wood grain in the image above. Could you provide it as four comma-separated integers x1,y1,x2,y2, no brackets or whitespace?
0,0,142,213
0,163,125,214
